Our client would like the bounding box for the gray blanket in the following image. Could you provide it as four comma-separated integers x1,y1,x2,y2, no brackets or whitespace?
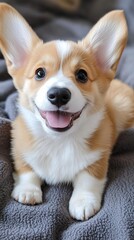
0,0,134,239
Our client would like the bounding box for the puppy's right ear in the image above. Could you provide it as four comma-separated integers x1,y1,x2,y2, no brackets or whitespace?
0,3,40,75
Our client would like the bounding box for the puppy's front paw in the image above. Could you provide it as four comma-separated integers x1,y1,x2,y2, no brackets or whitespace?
11,184,42,205
69,191,101,221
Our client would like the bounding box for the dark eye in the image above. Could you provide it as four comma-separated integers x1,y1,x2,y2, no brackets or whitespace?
35,68,46,80
75,69,88,83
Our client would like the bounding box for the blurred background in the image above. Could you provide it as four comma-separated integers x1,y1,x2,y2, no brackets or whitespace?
0,0,133,43
0,0,134,88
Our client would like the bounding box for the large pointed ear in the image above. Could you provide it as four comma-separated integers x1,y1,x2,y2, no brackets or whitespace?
0,3,40,75
80,10,128,74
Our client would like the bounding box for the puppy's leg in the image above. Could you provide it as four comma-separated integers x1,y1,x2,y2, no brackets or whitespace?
12,160,42,205
11,116,42,204
69,157,107,220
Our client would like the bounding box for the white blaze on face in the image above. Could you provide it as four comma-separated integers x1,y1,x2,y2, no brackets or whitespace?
56,40,71,64
34,40,87,130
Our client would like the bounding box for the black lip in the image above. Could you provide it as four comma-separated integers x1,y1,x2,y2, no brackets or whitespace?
45,110,81,132
34,101,87,132
46,120,73,132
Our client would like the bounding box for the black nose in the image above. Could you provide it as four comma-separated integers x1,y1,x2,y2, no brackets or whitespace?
47,87,71,107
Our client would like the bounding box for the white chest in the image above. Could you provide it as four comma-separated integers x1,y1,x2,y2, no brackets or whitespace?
20,105,104,184
24,136,101,184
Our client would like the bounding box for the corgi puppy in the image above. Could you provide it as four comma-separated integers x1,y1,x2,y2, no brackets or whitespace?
0,3,134,221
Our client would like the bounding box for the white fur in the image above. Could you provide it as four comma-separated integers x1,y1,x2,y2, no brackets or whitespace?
34,40,87,117
69,170,106,220
14,103,105,211
19,104,104,184
56,40,71,64
34,68,86,113
11,172,42,204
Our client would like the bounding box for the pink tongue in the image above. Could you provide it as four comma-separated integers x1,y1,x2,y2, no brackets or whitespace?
45,111,71,128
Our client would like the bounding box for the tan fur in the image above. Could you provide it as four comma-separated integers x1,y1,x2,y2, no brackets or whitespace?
87,156,109,180
87,79,134,179
12,116,34,174
86,109,114,179
106,79,134,132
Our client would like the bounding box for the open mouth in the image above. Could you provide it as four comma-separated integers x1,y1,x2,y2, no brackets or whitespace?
39,108,85,132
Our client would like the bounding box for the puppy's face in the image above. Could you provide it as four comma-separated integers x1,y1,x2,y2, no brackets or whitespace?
21,40,101,134
0,4,127,134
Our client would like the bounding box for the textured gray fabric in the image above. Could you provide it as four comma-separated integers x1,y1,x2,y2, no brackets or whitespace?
0,0,134,239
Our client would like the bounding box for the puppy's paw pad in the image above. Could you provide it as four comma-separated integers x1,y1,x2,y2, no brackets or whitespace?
11,185,42,205
69,192,101,221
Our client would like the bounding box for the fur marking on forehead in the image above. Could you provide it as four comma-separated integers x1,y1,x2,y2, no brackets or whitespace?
56,40,72,65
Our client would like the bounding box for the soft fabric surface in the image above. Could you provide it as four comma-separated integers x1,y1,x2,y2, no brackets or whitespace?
0,0,134,239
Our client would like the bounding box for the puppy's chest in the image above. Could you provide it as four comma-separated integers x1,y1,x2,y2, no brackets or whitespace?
24,136,101,184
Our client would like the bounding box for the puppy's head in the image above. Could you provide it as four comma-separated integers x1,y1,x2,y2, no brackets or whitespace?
0,4,127,134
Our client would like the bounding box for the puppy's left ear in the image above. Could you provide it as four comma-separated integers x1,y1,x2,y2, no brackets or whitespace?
80,10,127,74
0,3,41,76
